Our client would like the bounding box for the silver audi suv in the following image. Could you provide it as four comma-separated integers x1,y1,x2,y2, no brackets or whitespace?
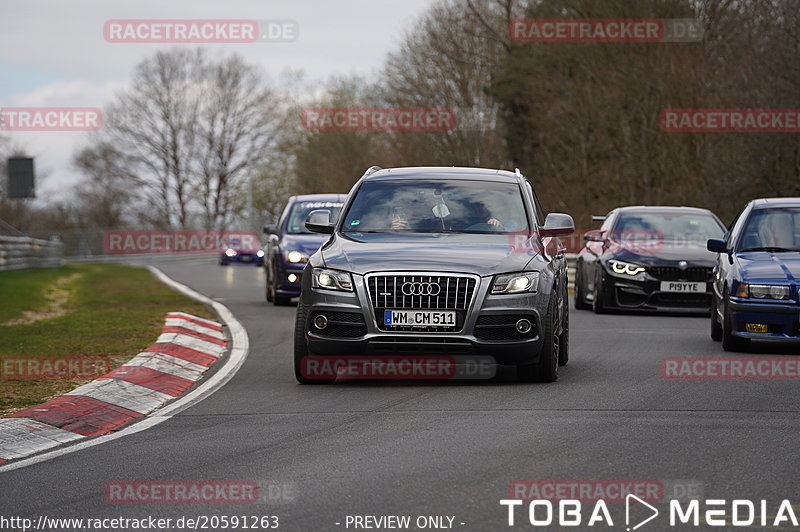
293,166,574,383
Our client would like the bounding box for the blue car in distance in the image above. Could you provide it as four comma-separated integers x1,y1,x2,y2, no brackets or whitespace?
220,235,265,266
264,194,345,305
708,198,800,350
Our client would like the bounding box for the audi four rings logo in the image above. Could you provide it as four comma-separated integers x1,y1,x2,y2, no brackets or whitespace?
401,282,441,296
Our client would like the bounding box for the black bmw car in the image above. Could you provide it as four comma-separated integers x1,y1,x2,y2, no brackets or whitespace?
293,166,575,384
574,206,726,313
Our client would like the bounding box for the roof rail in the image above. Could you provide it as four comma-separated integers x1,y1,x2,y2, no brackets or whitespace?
514,168,524,179
362,165,383,177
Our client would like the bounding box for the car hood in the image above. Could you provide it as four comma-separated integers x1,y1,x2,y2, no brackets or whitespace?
736,251,800,284
605,241,717,267
320,232,536,276
280,233,330,256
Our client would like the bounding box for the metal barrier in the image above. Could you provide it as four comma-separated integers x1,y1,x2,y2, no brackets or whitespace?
566,253,577,292
0,235,64,272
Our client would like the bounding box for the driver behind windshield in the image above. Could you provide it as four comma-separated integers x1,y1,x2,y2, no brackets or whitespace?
757,212,795,248
343,179,528,234
391,201,503,231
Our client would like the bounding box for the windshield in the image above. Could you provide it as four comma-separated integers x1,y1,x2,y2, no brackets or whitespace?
738,207,800,251
611,212,724,243
286,201,343,234
341,179,529,234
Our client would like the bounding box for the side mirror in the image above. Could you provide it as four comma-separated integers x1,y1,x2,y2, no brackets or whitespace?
707,239,727,253
584,229,605,242
263,223,277,235
305,210,334,234
540,213,575,237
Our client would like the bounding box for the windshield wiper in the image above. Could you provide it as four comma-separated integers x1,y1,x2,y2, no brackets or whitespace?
738,246,799,252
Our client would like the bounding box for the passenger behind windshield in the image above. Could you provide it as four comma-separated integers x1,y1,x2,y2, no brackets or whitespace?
342,179,528,234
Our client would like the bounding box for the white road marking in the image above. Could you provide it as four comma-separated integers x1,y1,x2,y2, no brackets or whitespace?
0,266,250,473
121,352,207,381
0,419,83,460
65,379,174,415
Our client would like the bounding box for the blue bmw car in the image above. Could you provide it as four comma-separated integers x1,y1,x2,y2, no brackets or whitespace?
264,194,345,305
708,198,800,350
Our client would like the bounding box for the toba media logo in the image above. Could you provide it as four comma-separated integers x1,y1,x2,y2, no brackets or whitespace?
501,494,799,529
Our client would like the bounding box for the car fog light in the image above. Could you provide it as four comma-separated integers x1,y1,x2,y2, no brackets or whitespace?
516,319,532,334
287,273,298,283
313,315,328,330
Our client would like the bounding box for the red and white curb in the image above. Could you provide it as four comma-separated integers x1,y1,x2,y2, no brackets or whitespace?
0,267,249,470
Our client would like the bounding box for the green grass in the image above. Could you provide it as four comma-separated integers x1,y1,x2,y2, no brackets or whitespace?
0,263,214,414
0,266,73,323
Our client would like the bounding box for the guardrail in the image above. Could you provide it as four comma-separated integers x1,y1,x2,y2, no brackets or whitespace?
566,253,577,292
0,235,64,272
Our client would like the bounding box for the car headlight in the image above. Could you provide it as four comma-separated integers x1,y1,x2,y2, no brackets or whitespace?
312,268,353,292
224,248,236,257
286,250,309,263
736,284,790,300
256,250,265,258
608,259,647,277
491,272,539,294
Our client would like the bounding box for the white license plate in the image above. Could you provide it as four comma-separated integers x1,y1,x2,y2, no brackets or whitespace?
660,281,705,293
384,310,456,327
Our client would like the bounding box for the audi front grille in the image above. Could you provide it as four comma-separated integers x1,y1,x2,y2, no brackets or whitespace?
366,273,478,332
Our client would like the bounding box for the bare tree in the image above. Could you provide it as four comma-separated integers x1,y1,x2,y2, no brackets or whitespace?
195,55,287,229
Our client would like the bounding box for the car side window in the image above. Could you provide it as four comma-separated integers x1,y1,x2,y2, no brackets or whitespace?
726,207,747,248
600,212,616,232
524,180,545,226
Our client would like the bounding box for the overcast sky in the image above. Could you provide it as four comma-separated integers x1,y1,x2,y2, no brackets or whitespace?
0,0,436,200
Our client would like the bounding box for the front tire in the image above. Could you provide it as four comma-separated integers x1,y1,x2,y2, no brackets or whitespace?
269,264,292,306
558,305,569,366
721,293,749,352
573,265,591,310
294,296,335,384
710,290,722,341
592,270,607,314
518,296,559,383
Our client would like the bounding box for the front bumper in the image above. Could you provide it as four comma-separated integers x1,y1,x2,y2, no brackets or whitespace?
302,275,547,366
728,298,800,341
600,272,711,313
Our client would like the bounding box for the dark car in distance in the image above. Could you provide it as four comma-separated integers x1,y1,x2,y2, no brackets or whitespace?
264,194,345,305
293,166,575,384
708,197,800,351
574,206,726,313
220,236,264,266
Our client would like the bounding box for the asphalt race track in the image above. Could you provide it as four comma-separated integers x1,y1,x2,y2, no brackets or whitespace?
2,261,799,531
